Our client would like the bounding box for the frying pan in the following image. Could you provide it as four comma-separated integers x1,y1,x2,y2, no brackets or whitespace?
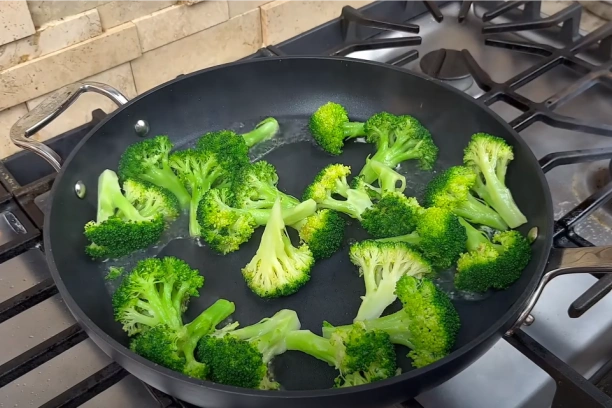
10,57,612,408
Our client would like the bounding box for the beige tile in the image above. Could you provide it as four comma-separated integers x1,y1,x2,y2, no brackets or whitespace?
97,0,176,29
0,9,102,71
228,0,270,18
0,1,36,46
131,8,261,93
581,1,612,21
27,1,108,27
0,23,141,110
542,1,608,32
261,0,372,45
0,104,29,158
134,1,229,52
26,63,137,141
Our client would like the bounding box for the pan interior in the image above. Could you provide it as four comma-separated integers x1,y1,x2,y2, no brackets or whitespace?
47,58,551,392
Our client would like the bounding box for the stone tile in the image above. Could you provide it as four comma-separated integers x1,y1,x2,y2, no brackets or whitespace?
260,0,372,45
0,23,141,110
26,63,138,141
97,0,176,29
228,0,270,18
134,1,229,52
131,8,261,93
0,1,36,46
542,1,608,32
27,1,108,27
0,104,29,158
0,9,102,71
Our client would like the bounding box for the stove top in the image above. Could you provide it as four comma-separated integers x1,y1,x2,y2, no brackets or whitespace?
2,1,612,407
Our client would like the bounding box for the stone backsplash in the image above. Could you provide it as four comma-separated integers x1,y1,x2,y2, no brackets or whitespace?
0,0,610,160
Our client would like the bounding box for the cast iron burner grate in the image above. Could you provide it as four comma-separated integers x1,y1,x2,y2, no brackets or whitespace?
2,1,612,407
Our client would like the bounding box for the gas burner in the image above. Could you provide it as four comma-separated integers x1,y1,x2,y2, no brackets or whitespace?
419,49,473,90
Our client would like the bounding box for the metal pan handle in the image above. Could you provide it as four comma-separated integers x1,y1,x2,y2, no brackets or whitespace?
10,82,128,172
505,246,612,336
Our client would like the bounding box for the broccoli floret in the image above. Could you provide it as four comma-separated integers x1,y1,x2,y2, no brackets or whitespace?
196,309,300,389
308,102,366,155
291,209,345,260
233,161,300,210
378,206,467,270
84,170,167,260
198,188,316,254
168,148,237,237
130,298,235,379
303,164,373,220
359,115,438,183
463,133,527,228
197,118,279,159
361,192,422,239
285,322,397,387
424,166,508,231
111,257,204,335
363,112,398,148
349,240,432,321
351,158,406,200
242,199,314,298
456,220,531,292
122,178,180,221
323,275,460,369
118,136,191,210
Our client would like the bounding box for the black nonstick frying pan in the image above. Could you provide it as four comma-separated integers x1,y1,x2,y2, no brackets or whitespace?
11,56,612,408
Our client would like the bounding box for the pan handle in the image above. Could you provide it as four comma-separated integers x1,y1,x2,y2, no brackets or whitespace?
10,82,128,172
505,246,612,336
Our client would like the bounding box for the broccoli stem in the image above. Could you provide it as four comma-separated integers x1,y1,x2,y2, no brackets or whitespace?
97,170,146,222
324,311,415,349
459,218,493,252
368,159,406,193
342,122,366,138
453,194,508,231
285,330,337,366
139,165,191,210
360,141,423,184
355,274,398,322
478,166,527,229
320,189,373,220
249,200,317,226
241,118,280,148
181,299,235,369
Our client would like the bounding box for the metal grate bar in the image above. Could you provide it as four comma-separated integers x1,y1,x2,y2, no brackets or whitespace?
539,148,612,173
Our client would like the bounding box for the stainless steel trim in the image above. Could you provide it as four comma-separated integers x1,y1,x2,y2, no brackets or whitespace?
10,82,129,172
505,246,612,335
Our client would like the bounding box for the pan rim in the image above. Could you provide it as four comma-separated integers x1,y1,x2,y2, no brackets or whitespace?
43,55,554,400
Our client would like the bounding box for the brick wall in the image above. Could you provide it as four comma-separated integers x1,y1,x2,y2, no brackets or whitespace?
0,0,372,158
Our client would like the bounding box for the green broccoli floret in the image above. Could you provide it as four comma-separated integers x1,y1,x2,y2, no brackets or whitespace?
168,148,237,237
456,219,531,292
118,135,191,210
242,199,314,298
359,115,438,183
130,298,235,379
378,206,467,270
361,192,422,239
302,164,373,220
84,170,168,260
463,133,527,228
197,118,280,159
111,257,204,335
198,188,316,254
196,309,300,389
291,209,345,260
285,322,397,387
233,161,300,210
323,275,460,369
424,166,508,231
349,240,432,321
122,178,180,221
351,158,406,200
308,102,366,155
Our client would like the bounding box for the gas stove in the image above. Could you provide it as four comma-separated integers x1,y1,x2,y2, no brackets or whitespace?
2,1,612,407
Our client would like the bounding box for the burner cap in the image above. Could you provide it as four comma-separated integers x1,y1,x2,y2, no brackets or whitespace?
420,49,470,81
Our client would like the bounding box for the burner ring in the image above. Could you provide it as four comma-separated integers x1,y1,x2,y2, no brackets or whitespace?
420,49,471,81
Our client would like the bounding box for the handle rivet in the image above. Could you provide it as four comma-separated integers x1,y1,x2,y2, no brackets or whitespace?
134,120,150,137
74,181,86,199
524,314,535,326
527,227,538,244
